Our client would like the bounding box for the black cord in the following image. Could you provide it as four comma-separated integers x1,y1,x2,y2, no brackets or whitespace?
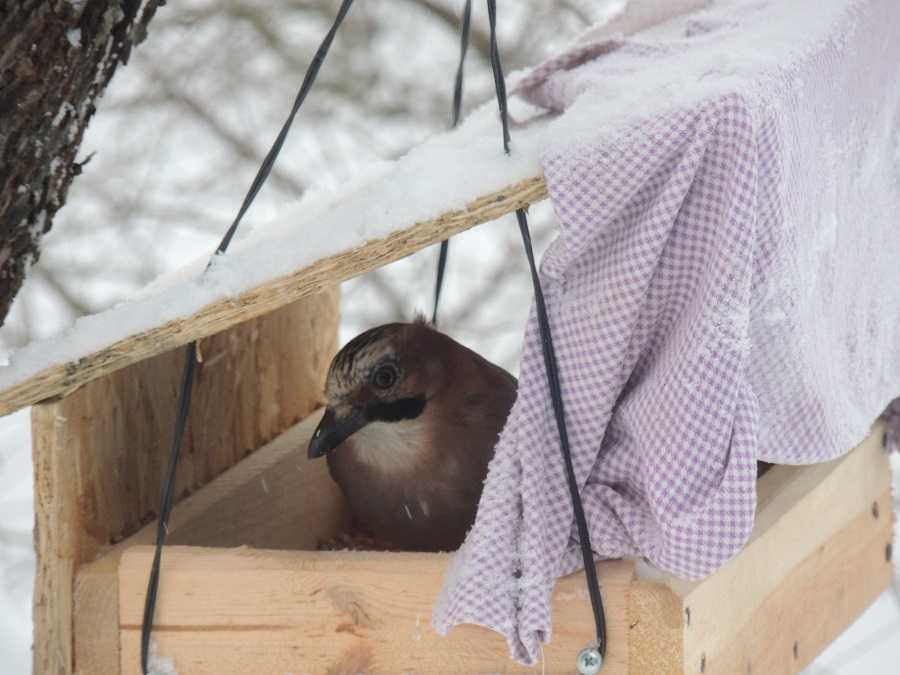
486,0,607,660
451,0,472,130
139,1,355,672
432,0,472,326
140,346,196,670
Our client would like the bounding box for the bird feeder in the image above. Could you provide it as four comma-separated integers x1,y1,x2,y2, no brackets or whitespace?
1,170,893,674
4,1,898,672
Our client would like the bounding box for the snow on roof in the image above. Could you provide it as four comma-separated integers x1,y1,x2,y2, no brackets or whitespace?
1,0,853,415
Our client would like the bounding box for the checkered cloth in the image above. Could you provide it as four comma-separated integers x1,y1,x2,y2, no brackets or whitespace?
434,0,900,664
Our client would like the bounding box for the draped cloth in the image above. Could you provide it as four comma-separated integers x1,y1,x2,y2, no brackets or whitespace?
433,0,900,664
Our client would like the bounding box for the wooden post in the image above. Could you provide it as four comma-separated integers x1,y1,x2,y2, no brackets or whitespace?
31,288,339,675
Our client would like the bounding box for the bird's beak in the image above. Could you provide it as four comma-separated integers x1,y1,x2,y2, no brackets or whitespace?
307,406,368,459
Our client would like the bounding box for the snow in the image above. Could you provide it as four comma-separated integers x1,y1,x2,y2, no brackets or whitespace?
0,102,551,395
0,410,34,675
147,640,178,675
1,0,898,671
0,0,878,401
66,28,82,48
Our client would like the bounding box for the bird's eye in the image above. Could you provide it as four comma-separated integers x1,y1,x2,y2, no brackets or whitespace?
372,364,398,390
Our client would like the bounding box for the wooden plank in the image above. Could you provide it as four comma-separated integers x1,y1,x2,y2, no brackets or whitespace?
0,176,547,417
72,410,350,675
105,420,891,673
118,408,349,551
32,404,80,675
118,547,633,675
698,489,893,674
73,554,120,675
31,291,338,675
634,423,892,675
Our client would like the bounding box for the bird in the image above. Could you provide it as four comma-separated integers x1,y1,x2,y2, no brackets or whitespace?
308,317,517,552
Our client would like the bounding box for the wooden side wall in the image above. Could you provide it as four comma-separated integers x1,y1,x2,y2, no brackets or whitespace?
31,288,339,675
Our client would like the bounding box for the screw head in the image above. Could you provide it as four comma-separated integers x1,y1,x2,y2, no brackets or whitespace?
577,646,603,675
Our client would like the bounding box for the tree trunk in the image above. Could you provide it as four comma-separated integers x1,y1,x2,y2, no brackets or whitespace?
0,0,161,326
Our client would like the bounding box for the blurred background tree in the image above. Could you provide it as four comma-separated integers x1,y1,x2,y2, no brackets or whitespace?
0,0,619,372
0,0,163,325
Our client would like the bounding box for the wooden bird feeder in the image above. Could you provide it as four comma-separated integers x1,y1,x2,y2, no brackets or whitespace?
3,4,895,673
1,172,893,675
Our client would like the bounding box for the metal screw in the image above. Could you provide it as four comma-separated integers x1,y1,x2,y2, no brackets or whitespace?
577,646,603,675
887,542,893,563
685,607,691,627
872,501,880,519
793,641,799,659
700,653,706,673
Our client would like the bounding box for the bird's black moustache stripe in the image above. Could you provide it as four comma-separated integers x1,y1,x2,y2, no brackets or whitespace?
366,396,426,422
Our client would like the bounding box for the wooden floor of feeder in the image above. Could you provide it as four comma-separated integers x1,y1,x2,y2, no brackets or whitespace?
68,411,892,675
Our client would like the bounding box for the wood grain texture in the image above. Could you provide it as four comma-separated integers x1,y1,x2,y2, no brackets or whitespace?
32,404,80,675
671,424,893,675
100,422,891,674
73,554,120,675
72,410,350,675
0,176,547,417
107,408,350,553
32,290,338,675
118,547,633,675
627,581,683,674
691,490,893,675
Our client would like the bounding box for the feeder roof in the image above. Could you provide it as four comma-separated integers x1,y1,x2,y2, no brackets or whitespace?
0,0,708,417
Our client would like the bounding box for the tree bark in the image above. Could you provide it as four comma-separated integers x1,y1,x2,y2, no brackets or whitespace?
0,0,161,327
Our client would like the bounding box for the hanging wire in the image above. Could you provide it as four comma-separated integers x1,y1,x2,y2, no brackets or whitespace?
139,1,355,672
432,0,473,326
485,0,608,663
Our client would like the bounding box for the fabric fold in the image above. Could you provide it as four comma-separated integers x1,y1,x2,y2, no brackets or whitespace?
435,0,900,664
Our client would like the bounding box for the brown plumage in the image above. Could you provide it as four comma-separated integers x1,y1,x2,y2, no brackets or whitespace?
308,318,517,552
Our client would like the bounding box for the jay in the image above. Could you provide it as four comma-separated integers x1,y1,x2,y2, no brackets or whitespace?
308,318,516,551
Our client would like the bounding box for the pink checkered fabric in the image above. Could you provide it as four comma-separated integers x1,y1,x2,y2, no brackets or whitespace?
434,0,900,664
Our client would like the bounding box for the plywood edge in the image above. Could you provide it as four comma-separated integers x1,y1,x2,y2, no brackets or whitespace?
0,176,547,417
627,580,684,675
117,545,633,674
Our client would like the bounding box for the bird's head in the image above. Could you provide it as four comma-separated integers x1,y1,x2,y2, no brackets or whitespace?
307,320,440,460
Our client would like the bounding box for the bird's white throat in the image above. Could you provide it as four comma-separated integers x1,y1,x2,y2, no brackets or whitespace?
349,417,426,472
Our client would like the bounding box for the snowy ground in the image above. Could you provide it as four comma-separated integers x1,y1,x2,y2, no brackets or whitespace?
0,406,896,672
